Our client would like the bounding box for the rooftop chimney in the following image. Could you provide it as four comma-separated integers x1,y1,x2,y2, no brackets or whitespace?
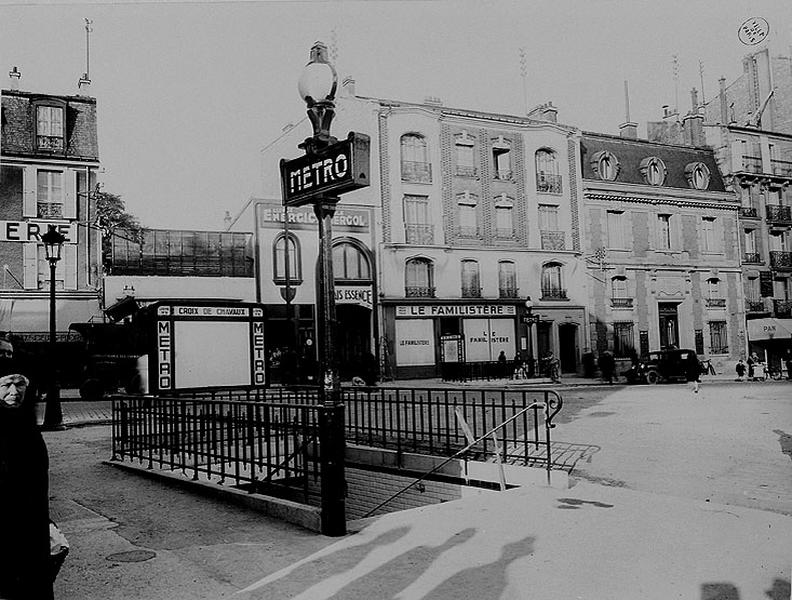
718,77,728,124
341,76,356,98
682,87,704,146
78,72,91,94
526,101,558,123
8,66,20,91
619,121,638,139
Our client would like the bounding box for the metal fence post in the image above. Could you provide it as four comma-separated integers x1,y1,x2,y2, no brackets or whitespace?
319,403,346,536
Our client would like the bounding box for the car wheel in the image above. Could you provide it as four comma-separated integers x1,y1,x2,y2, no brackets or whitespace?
646,370,660,385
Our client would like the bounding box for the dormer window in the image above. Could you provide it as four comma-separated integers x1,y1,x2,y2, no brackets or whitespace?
36,105,64,151
685,162,711,190
591,150,620,181
640,157,667,186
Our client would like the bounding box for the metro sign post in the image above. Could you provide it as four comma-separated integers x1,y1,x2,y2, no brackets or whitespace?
280,42,370,537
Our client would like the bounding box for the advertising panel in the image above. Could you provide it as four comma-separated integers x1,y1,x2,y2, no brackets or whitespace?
463,318,516,362
395,319,435,366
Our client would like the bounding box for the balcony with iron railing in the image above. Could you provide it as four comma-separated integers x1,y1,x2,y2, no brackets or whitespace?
541,288,567,300
404,224,434,244
742,252,762,264
705,298,726,309
405,285,436,298
401,161,432,183
461,285,482,298
740,206,759,219
495,228,514,239
498,286,520,299
537,173,562,194
610,297,634,309
766,204,792,224
540,230,566,251
494,169,513,181
775,299,792,317
457,226,480,238
37,202,63,219
746,299,767,313
770,251,792,269
740,156,763,174
37,135,64,151
455,165,477,178
771,159,792,177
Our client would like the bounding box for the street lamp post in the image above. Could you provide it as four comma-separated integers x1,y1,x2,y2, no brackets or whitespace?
41,225,66,430
523,296,540,378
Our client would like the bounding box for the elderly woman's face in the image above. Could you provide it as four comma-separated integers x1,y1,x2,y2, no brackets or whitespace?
0,375,28,409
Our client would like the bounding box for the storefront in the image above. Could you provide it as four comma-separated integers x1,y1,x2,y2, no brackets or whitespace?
746,317,792,374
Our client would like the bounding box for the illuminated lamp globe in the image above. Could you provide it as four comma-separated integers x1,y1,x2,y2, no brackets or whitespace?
297,42,337,106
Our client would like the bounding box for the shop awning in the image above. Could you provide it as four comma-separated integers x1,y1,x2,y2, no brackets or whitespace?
747,318,792,341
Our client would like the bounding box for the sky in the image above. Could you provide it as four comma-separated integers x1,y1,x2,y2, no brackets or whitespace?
2,0,792,231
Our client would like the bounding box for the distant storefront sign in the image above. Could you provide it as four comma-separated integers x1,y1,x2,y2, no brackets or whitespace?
0,220,77,243
747,318,792,341
396,305,516,318
257,203,370,233
335,286,372,309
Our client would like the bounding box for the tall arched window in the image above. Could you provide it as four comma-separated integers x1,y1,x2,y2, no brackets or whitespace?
405,257,434,297
611,276,632,308
536,148,562,193
273,233,301,284
541,262,565,299
333,241,371,282
495,194,514,238
461,259,481,298
401,134,431,182
498,261,517,298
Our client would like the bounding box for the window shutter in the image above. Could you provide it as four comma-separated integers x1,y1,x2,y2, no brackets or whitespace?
623,212,633,250
23,166,37,217
23,243,38,289
715,218,724,254
671,215,682,250
64,244,78,290
63,169,77,219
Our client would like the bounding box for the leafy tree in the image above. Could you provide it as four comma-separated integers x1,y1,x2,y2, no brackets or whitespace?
92,186,143,268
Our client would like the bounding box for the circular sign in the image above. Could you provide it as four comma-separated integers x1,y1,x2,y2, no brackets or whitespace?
738,17,769,45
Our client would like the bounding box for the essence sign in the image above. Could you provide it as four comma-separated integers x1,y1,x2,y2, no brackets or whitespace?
280,132,370,207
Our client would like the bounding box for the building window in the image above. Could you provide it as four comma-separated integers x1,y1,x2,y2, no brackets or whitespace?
36,245,76,290
461,259,481,298
403,195,433,244
494,195,513,238
701,217,717,253
709,321,728,354
535,148,562,193
457,192,478,237
613,322,635,358
611,276,633,308
541,262,565,299
640,157,667,186
498,261,518,298
37,170,63,218
657,214,672,250
607,210,628,249
492,137,512,180
685,162,711,190
36,105,64,151
272,233,301,285
405,257,434,297
744,229,757,253
592,150,620,181
706,278,725,308
455,133,476,177
401,134,431,183
333,241,370,281
538,204,559,231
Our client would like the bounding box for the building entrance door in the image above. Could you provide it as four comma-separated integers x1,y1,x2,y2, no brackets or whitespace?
336,304,372,380
658,303,679,349
558,323,578,373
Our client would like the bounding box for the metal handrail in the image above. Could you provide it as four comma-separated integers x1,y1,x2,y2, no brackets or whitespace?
362,398,561,517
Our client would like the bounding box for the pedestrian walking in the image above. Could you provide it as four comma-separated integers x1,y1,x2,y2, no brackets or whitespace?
598,351,615,384
735,359,746,382
784,349,792,381
545,351,561,383
685,351,702,394
0,340,55,600
497,350,507,378
747,353,756,381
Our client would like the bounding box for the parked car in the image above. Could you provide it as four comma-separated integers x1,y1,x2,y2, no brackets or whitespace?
622,348,702,384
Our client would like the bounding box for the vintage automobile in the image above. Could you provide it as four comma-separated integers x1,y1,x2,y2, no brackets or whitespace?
622,348,702,384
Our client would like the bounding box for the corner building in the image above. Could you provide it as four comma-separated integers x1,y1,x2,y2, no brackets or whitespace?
581,131,743,373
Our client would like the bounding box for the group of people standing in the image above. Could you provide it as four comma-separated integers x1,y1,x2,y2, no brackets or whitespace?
735,350,792,381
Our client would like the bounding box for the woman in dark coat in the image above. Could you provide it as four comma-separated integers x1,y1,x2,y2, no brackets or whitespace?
0,360,54,599
684,351,702,394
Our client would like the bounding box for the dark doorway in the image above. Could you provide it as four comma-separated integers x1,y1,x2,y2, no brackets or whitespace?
336,304,372,379
558,324,578,373
658,303,679,349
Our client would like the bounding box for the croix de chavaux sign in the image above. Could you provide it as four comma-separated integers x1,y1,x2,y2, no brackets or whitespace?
280,132,371,207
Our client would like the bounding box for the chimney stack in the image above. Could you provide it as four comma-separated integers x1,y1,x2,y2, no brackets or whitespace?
78,72,91,94
718,77,728,124
682,87,705,146
619,121,638,139
526,101,558,123
8,66,20,91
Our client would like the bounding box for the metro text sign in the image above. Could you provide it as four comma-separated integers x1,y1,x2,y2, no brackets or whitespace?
280,132,370,207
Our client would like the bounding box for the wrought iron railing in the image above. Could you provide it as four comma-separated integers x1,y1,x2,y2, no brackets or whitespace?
401,161,432,183
770,251,792,269
775,299,792,317
495,227,514,239
705,298,726,308
461,285,481,298
457,226,480,237
37,135,64,151
37,202,64,219
743,252,761,264
610,297,634,308
771,159,792,177
494,169,513,181
541,288,567,300
766,204,792,223
404,224,434,244
537,173,562,194
746,299,767,313
740,206,759,218
540,230,566,250
455,165,477,177
405,285,435,298
499,286,519,299
741,155,763,174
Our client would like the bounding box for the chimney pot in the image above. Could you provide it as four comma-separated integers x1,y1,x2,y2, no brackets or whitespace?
78,73,91,94
8,66,20,90
619,122,638,139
